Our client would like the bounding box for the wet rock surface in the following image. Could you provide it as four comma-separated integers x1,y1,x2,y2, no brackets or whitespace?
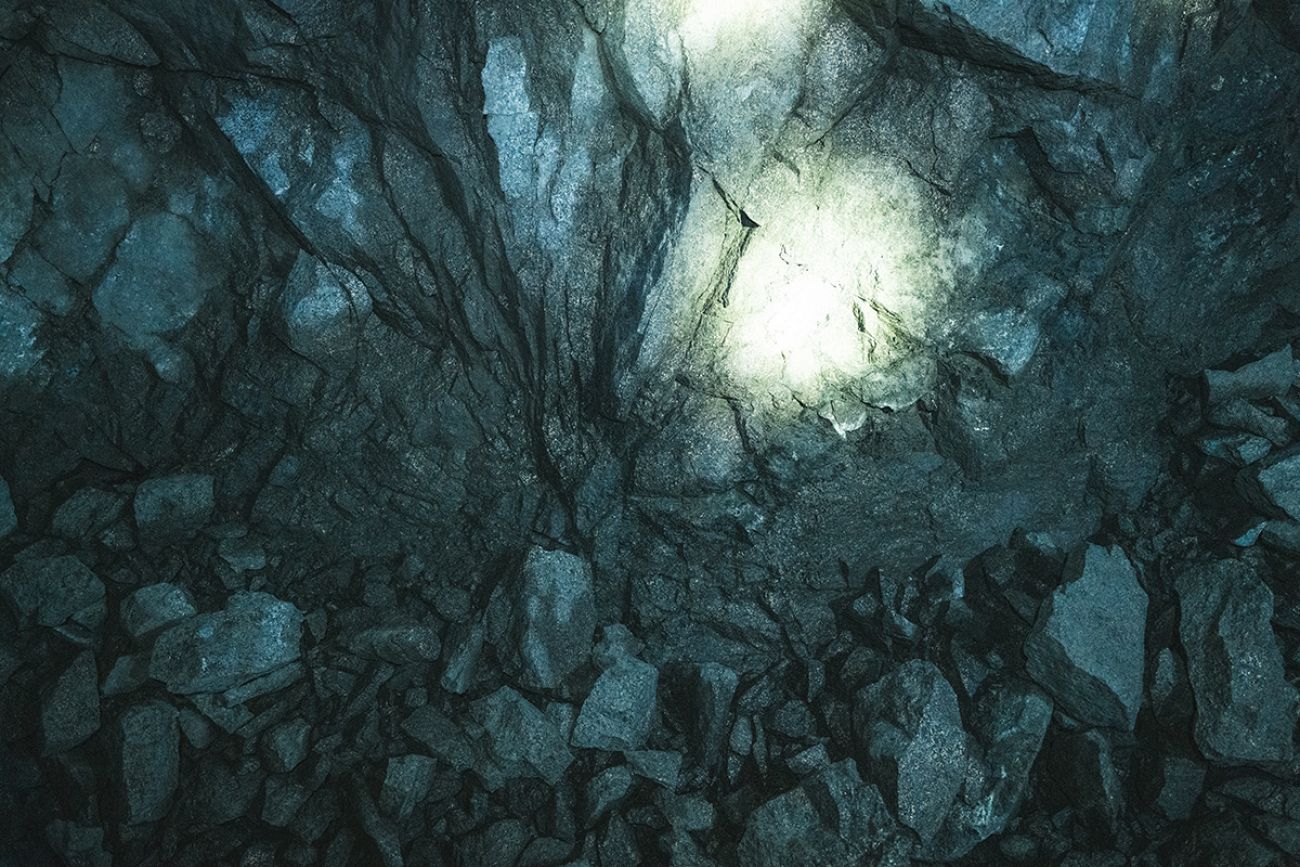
0,0,1298,864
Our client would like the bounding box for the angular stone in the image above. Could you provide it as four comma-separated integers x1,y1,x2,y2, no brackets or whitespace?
853,660,966,844
120,583,197,643
150,592,304,694
116,701,179,825
1205,346,1295,405
42,651,100,754
1141,754,1204,821
0,555,106,631
513,547,596,690
737,760,900,867
402,705,474,772
51,488,126,540
1239,448,1300,522
379,754,435,819
571,656,658,752
1024,544,1147,730
133,474,215,541
470,686,573,790
584,764,633,826
928,679,1053,859
0,476,15,539
681,661,739,771
961,308,1041,378
626,749,682,789
1176,559,1299,763
259,720,310,773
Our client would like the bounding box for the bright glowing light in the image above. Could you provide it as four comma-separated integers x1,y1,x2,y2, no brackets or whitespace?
723,272,877,390
713,157,944,406
680,0,809,49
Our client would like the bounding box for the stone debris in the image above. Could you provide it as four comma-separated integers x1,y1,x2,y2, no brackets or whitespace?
1024,544,1147,730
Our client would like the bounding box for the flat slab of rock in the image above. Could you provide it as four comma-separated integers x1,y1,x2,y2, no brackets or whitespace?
1024,544,1147,730
1177,559,1299,763
150,591,304,694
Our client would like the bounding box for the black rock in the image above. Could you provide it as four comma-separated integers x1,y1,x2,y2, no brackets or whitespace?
737,760,903,867
120,583,197,643
133,474,215,541
470,686,573,790
0,555,105,632
508,547,596,690
572,655,658,752
1204,346,1295,405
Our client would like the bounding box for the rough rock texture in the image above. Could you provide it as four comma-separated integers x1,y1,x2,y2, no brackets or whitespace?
854,659,967,844
1176,559,1299,764
149,591,304,694
1024,544,1147,729
0,0,1298,863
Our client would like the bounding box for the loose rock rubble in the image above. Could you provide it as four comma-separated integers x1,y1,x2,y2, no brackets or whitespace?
1,0,1299,865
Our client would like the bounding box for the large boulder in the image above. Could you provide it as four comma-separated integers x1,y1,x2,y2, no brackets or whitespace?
1176,559,1299,763
150,592,304,694
1024,544,1147,730
853,659,967,845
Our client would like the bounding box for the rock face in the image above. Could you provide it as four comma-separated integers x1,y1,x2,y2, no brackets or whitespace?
1024,545,1147,730
853,660,967,845
1176,559,1299,763
0,0,1298,864
150,592,304,694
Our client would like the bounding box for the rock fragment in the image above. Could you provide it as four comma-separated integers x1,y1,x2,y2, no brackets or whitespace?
511,547,596,690
41,651,100,754
572,656,658,752
133,474,215,541
116,701,179,825
120,583,197,643
470,686,573,790
0,476,15,539
150,591,304,694
737,760,901,867
1239,447,1300,521
0,555,105,632
379,754,435,819
1024,544,1146,730
1176,559,1299,763
1204,346,1294,404
853,659,966,844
